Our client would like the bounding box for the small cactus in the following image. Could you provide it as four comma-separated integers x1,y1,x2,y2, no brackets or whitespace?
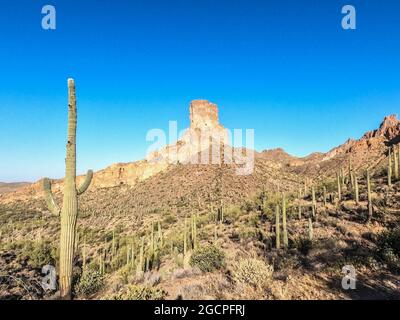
394,145,399,180
366,170,373,222
388,148,392,187
275,204,280,249
136,236,144,276
191,214,198,250
282,193,288,248
336,172,342,202
311,186,316,218
157,221,163,248
308,218,313,241
82,235,87,272
298,204,302,220
323,186,327,207
354,175,359,205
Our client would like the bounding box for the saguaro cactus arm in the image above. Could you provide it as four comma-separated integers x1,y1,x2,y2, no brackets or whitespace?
77,170,93,195
42,178,61,216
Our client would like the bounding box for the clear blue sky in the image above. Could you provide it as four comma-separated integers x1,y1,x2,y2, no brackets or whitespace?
1,0,399,182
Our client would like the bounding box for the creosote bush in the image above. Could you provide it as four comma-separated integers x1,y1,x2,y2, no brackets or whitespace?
26,241,57,268
294,238,313,256
231,258,273,289
190,244,225,272
74,269,104,297
376,228,400,272
104,284,166,300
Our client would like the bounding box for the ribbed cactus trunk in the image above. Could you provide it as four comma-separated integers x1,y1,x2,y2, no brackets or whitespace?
393,145,398,181
311,186,316,218
354,176,359,205
282,194,288,249
367,170,373,223
337,172,342,202
275,204,280,249
42,79,93,299
388,148,392,187
59,79,78,298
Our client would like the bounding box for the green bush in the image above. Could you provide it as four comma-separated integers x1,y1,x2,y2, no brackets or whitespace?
26,241,57,268
377,228,400,255
190,245,225,272
294,238,313,255
105,284,166,300
231,258,273,288
74,269,104,297
376,228,400,271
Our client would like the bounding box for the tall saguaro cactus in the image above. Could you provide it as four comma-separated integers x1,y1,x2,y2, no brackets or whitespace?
394,145,399,181
282,193,288,248
42,79,93,299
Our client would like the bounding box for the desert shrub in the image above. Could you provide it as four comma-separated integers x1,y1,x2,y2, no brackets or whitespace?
376,228,400,255
322,179,338,194
163,214,177,225
74,269,104,297
241,200,257,214
105,284,166,300
376,228,400,271
294,238,313,255
190,245,225,272
26,241,57,268
236,226,261,242
224,206,242,224
231,258,273,289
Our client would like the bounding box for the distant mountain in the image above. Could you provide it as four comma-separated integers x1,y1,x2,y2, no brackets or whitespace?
0,182,30,195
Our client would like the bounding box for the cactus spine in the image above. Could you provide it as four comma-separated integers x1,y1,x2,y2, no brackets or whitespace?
282,194,288,248
42,79,93,299
275,204,280,249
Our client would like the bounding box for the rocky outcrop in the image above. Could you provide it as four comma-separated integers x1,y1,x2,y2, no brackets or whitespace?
147,100,229,165
363,114,400,140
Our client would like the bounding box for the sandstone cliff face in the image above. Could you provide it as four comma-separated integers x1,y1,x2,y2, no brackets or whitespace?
147,99,229,165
